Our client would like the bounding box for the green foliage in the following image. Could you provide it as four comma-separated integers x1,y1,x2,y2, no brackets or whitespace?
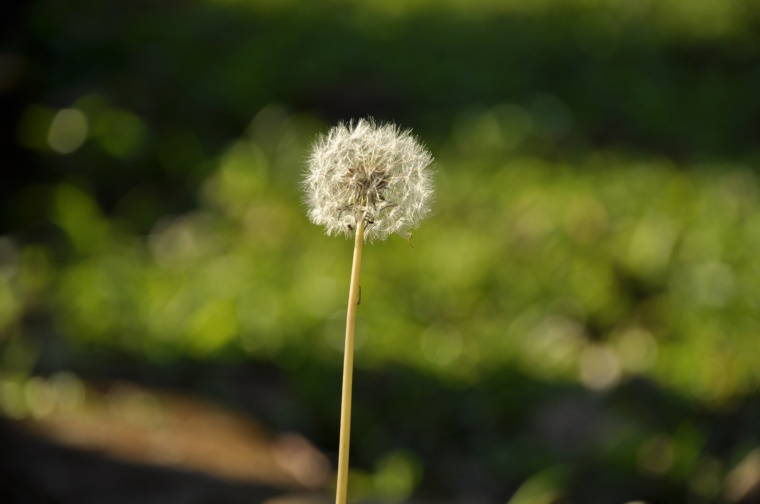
5,104,760,402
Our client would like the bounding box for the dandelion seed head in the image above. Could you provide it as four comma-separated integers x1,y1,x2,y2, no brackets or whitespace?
304,118,434,240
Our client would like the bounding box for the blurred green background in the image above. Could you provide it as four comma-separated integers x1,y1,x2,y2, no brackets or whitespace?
2,0,760,502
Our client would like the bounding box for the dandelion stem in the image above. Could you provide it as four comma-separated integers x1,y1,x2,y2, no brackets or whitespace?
336,217,365,504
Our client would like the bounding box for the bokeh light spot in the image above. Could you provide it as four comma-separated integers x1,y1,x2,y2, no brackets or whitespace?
25,376,56,418
47,108,88,154
612,326,658,373
50,372,86,412
578,344,621,391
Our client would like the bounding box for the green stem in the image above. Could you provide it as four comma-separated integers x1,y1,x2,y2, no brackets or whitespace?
335,218,365,504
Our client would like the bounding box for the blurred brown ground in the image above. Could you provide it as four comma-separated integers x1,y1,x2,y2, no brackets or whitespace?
0,379,332,504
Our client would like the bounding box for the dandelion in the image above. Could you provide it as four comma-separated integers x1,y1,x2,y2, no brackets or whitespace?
303,118,433,504
304,118,434,241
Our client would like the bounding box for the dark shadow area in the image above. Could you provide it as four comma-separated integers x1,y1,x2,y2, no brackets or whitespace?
0,418,288,504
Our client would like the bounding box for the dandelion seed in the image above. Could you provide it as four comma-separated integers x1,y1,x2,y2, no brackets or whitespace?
304,118,434,241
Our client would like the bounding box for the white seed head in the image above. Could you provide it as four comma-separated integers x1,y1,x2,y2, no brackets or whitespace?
304,118,434,241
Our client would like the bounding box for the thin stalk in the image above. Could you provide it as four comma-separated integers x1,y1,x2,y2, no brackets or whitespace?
335,218,365,504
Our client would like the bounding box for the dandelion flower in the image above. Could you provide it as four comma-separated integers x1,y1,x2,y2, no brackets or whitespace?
304,118,434,240
303,117,433,504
